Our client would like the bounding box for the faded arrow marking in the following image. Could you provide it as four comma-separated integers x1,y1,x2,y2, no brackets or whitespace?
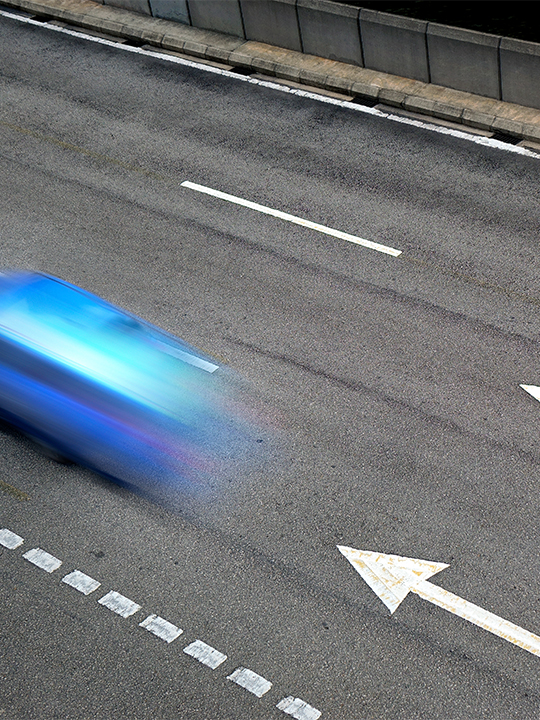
338,546,540,657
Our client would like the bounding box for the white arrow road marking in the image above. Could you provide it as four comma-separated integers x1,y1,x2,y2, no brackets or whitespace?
520,384,540,402
338,546,540,657
181,181,402,257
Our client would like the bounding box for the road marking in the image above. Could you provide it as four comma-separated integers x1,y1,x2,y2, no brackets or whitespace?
181,181,401,256
62,569,101,595
520,384,540,402
338,545,540,657
277,696,322,720
227,667,273,697
23,547,62,573
183,639,227,669
1,8,538,161
0,527,321,714
0,528,24,549
98,590,141,618
139,614,183,643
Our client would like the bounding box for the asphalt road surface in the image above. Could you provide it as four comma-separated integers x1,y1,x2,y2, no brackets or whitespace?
2,11,540,720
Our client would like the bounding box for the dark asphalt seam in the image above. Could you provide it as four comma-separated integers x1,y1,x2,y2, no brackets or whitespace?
3,123,540,356
2,80,540,311
228,336,540,473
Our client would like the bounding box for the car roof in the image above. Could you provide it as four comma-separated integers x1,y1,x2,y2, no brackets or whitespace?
0,271,219,413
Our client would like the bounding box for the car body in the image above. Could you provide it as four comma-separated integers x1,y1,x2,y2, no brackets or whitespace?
0,270,224,494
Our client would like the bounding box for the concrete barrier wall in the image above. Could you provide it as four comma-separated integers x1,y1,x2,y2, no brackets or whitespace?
359,8,428,83
148,0,189,24
297,0,362,66
187,0,244,37
104,0,151,15
112,0,540,110
240,0,302,52
427,23,501,99
500,36,540,109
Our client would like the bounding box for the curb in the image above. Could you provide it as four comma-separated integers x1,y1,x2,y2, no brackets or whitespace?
3,0,540,147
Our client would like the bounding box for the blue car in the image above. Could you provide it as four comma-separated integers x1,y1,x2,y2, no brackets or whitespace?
0,270,226,495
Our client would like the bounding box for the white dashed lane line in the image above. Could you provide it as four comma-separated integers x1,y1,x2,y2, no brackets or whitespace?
62,569,101,595
0,528,24,549
227,667,273,697
277,696,322,720
23,547,63,573
183,639,228,669
0,528,322,717
181,180,402,257
98,590,142,618
139,614,183,643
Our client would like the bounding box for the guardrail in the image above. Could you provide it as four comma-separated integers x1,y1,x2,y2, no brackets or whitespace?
100,0,540,110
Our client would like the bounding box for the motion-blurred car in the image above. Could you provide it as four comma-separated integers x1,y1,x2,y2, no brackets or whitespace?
0,270,225,495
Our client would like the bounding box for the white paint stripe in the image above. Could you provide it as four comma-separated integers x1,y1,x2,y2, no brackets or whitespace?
183,639,227,669
62,569,101,595
23,547,62,573
1,8,537,161
181,180,401,256
98,590,141,617
227,667,272,697
0,528,24,549
139,614,183,642
277,696,322,720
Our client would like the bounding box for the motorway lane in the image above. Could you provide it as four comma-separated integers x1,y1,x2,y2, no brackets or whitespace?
1,12,540,719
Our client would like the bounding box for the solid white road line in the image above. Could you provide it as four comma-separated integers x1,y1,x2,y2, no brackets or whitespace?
98,590,141,617
181,180,402,257
227,667,273,697
139,614,183,642
277,696,322,720
62,570,101,595
0,528,24,549
23,548,62,573
183,639,228,669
